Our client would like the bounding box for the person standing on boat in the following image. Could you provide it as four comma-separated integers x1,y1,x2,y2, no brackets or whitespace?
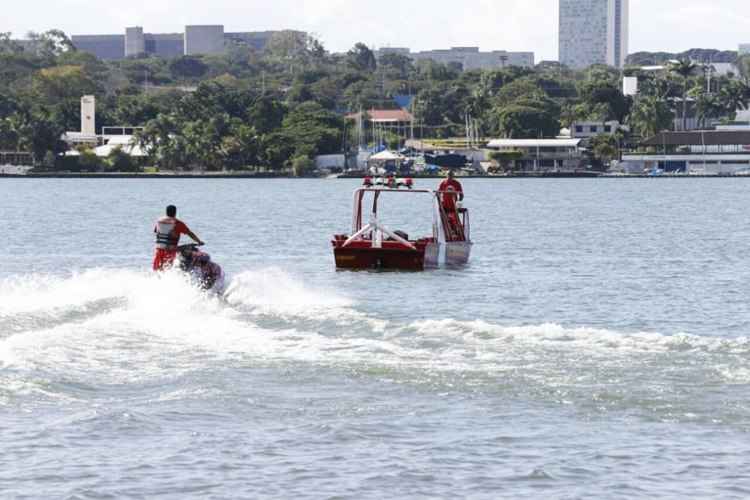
438,170,465,239
438,170,464,212
153,205,204,271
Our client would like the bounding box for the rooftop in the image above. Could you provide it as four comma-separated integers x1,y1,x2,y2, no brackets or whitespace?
346,109,415,123
642,131,750,147
487,139,582,148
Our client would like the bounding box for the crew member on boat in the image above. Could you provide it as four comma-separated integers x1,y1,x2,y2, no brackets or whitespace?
438,170,465,237
153,205,204,271
439,170,464,210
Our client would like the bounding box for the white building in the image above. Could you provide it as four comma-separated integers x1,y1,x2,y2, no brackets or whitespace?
377,47,535,70
486,138,584,171
570,121,626,139
622,130,750,175
559,0,629,69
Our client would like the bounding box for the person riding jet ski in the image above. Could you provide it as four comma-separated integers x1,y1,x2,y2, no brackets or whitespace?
153,205,204,271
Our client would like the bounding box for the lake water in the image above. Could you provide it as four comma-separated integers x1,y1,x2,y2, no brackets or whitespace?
1,178,749,499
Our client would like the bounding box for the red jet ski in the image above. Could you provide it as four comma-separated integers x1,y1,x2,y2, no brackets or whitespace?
177,244,226,293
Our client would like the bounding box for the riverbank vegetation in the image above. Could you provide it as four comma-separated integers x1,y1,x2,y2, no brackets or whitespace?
1,31,749,172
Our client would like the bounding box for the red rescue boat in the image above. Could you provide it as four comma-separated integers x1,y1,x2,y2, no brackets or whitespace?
332,181,472,271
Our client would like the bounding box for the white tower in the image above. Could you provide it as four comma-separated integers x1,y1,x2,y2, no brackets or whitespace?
81,95,96,136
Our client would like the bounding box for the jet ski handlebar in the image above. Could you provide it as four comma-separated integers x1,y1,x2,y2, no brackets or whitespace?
177,243,205,252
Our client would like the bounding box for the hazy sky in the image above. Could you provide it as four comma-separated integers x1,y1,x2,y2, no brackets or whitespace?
5,0,749,60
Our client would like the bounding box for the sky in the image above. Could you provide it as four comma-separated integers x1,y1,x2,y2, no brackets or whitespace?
4,0,750,61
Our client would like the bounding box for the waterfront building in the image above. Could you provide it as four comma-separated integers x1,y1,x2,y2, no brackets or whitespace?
72,26,289,60
621,130,750,175
559,0,629,69
486,138,584,171
376,47,535,70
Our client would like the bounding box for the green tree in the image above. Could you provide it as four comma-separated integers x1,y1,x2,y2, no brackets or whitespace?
281,101,344,157
32,65,100,106
588,133,619,169
347,43,377,72
737,55,750,85
106,146,139,172
494,104,559,138
668,59,699,131
248,95,286,133
0,33,23,54
692,92,722,128
577,79,630,122
291,155,315,176
628,96,673,139
27,29,75,60
717,80,750,118
77,148,102,172
169,56,209,80
378,53,413,79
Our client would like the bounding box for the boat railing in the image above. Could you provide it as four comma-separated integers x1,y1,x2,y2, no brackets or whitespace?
349,186,469,245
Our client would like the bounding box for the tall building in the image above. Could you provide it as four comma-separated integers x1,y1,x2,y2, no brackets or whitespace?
559,0,629,69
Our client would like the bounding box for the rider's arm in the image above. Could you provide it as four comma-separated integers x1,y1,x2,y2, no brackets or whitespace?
186,229,204,246
178,220,204,245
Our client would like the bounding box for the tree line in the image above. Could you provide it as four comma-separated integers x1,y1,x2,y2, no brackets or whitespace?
1,30,749,172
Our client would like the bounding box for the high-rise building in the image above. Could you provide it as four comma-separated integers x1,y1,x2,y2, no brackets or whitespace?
125,27,145,57
559,0,629,69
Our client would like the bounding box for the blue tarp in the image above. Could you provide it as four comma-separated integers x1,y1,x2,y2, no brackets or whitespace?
393,95,415,110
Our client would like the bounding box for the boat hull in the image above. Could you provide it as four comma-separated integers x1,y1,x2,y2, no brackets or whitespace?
334,246,428,271
333,239,469,271
445,241,472,267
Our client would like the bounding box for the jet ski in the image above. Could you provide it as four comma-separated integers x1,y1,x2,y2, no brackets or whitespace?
176,244,226,294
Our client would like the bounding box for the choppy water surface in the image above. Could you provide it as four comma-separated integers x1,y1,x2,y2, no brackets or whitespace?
1,178,749,499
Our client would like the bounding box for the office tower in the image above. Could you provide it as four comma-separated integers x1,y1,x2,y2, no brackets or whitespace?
559,0,629,69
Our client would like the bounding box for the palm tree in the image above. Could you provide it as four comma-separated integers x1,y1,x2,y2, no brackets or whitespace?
718,80,750,118
669,59,698,131
693,92,721,128
628,95,673,140
737,55,750,86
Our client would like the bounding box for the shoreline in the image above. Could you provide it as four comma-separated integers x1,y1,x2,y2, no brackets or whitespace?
3,173,750,179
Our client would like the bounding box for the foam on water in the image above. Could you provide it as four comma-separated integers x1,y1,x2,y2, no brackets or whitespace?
224,268,353,314
1,269,749,415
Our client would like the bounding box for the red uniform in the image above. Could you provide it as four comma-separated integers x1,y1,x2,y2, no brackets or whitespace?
438,178,464,211
153,217,191,271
